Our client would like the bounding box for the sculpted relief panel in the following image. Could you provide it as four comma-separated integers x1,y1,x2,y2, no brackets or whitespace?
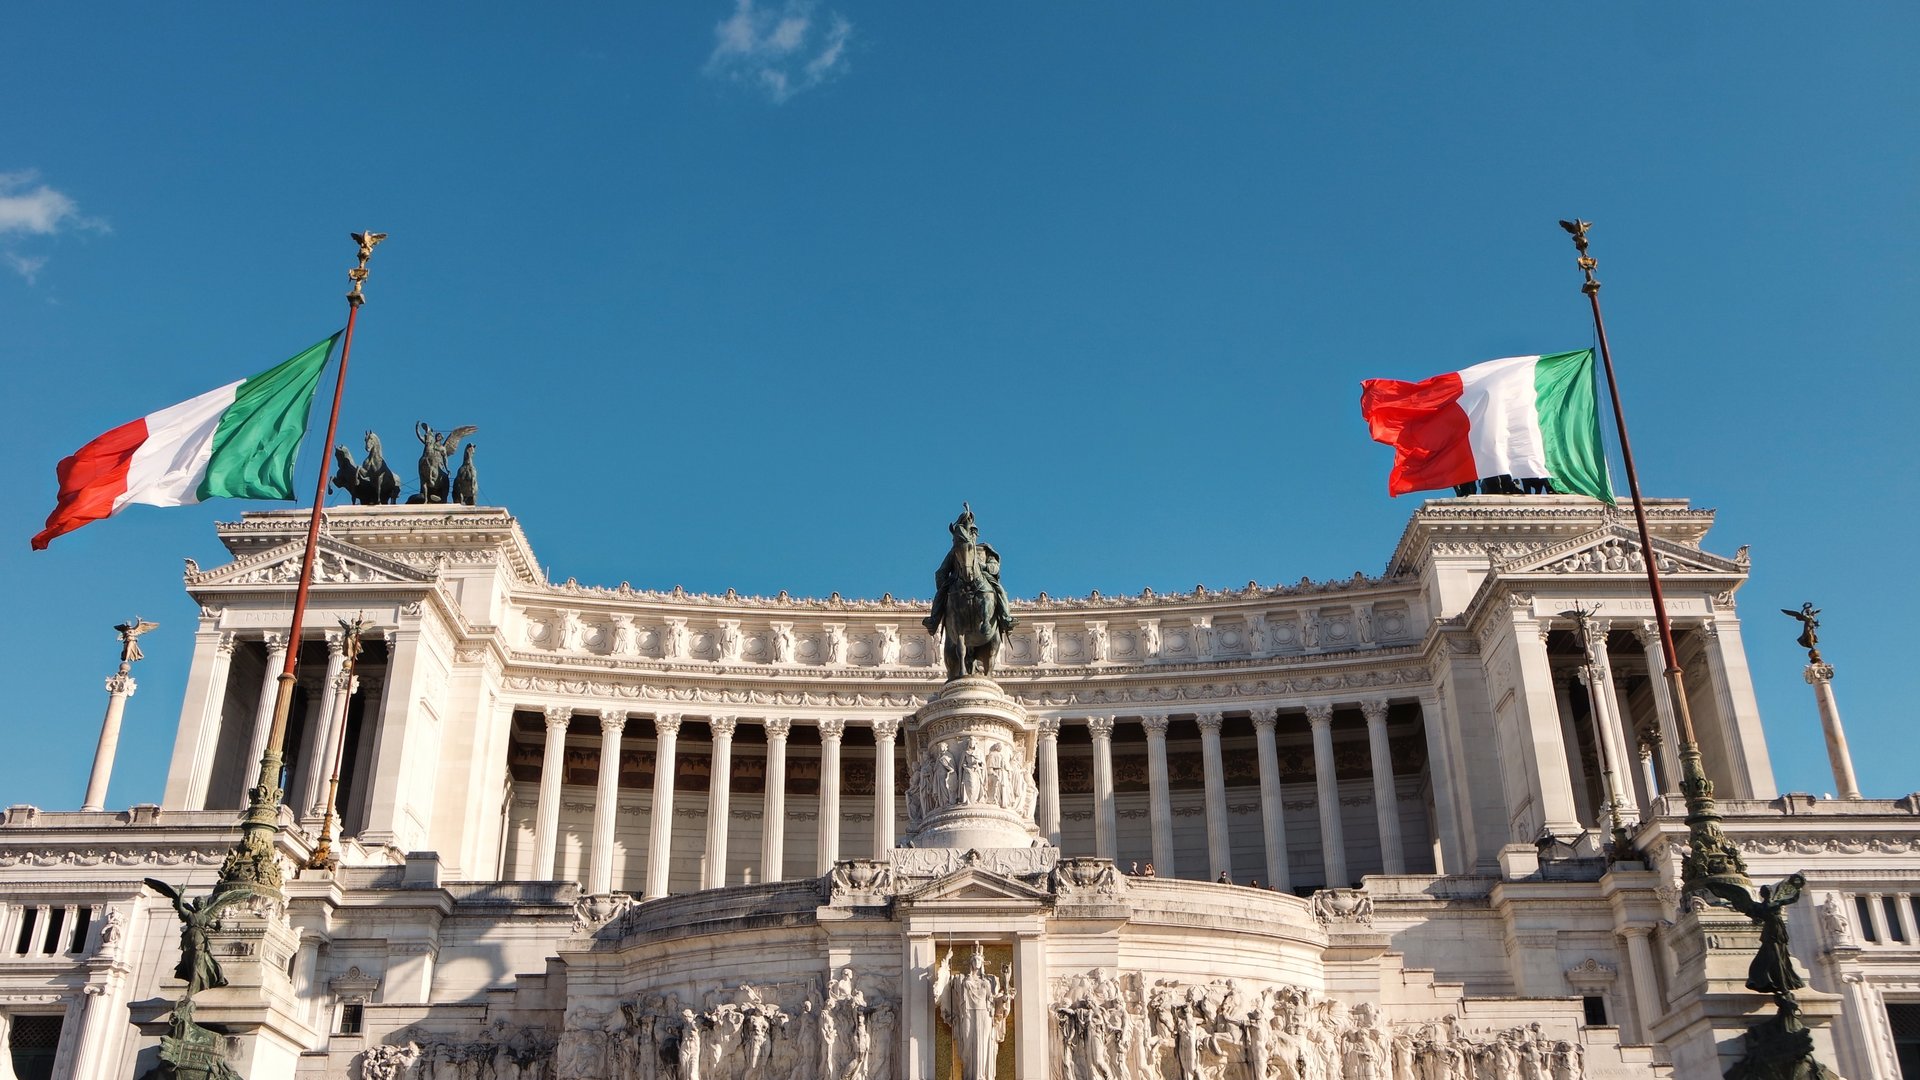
554,969,897,1080
1049,970,1589,1080
905,734,1037,831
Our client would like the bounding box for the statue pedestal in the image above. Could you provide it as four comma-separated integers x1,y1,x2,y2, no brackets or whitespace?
903,677,1039,852
186,902,320,1078
1650,906,1846,1078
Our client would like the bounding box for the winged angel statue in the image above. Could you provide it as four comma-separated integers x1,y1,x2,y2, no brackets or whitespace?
416,422,478,504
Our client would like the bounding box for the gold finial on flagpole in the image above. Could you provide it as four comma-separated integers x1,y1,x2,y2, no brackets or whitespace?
347,231,387,306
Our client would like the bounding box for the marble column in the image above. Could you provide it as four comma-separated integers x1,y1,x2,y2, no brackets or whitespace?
645,713,682,899
83,671,137,812
174,631,237,810
589,709,626,895
1036,717,1063,847
817,719,846,872
1087,715,1117,859
1695,618,1779,799
68,962,129,1080
1142,714,1176,876
762,718,791,881
1631,621,1684,793
533,706,571,881
1551,670,1596,826
1586,625,1640,813
1805,663,1862,800
1250,706,1291,892
1307,704,1348,888
1416,691,1465,876
1197,711,1232,880
1619,925,1665,1040
1576,667,1631,820
1361,700,1404,876
240,634,288,800
297,634,349,819
1866,893,1892,945
1512,614,1583,837
872,718,899,855
704,717,736,888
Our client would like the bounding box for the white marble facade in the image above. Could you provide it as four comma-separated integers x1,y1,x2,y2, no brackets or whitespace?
0,497,1914,1079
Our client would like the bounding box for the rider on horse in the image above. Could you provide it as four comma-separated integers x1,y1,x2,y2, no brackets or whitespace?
925,505,1016,678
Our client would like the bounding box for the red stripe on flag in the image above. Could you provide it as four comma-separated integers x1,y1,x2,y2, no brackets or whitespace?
1359,373,1478,496
31,416,149,550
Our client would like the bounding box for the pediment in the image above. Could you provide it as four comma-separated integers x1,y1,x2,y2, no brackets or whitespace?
185,536,436,589
900,867,1053,905
1501,525,1742,577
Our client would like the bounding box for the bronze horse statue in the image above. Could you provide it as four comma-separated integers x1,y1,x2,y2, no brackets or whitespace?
924,504,1016,680
329,431,401,505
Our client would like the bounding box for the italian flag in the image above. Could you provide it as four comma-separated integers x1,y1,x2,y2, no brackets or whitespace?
1359,349,1613,502
32,333,340,549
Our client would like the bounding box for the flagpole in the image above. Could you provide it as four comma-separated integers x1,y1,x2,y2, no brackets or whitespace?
216,232,385,898
1560,219,1749,898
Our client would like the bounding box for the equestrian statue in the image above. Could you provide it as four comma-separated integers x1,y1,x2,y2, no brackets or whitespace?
924,504,1016,680
329,431,401,505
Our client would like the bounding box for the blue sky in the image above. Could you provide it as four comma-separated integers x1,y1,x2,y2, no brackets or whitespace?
3,5,1915,811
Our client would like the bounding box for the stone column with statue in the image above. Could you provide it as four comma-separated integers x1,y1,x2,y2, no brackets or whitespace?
1783,603,1861,800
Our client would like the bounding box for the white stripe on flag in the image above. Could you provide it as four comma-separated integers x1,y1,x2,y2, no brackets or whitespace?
1457,355,1548,481
115,379,244,511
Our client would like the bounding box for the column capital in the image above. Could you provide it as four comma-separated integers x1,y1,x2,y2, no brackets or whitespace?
1804,662,1835,684
261,633,287,655
1305,703,1334,725
654,713,684,738
1698,617,1720,641
1195,711,1225,733
1629,618,1661,648
324,631,347,656
1359,699,1390,725
1248,705,1278,729
764,717,792,740
214,631,239,656
1036,716,1061,738
709,716,739,739
543,705,573,730
818,718,847,741
1086,715,1116,740
871,717,900,741
1140,713,1171,737
104,674,136,697
598,709,629,734
1616,923,1654,942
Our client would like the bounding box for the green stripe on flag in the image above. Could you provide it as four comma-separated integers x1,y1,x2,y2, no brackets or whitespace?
196,333,340,501
1533,349,1614,504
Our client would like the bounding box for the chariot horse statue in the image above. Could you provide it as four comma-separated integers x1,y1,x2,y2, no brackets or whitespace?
924,504,1016,680
329,431,401,505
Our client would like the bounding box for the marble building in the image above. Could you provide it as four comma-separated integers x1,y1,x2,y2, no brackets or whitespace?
2,496,1917,1079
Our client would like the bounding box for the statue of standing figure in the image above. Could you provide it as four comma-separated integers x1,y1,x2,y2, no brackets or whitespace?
1706,872,1809,1003
1781,602,1823,663
142,879,247,999
925,504,1016,680
931,943,1015,1080
415,422,478,504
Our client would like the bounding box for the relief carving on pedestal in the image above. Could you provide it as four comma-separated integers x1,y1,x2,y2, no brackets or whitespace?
905,735,1036,830
554,970,898,1080
1049,970,1589,1080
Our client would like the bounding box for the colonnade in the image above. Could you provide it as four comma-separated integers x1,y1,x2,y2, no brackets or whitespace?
518,699,1431,897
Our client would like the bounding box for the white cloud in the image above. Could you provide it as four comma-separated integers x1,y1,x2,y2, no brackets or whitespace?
706,0,853,104
0,171,106,283
3,253,47,284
